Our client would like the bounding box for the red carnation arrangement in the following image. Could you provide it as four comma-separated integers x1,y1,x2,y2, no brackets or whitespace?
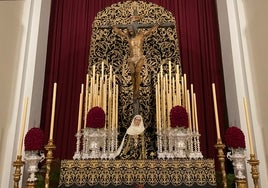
170,105,189,128
24,127,45,151
86,106,105,128
224,126,246,149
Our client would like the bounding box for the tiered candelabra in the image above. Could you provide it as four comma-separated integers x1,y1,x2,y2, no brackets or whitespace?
188,131,203,159
73,131,82,160
155,62,203,159
106,129,119,159
157,129,172,159
157,128,203,159
73,128,119,160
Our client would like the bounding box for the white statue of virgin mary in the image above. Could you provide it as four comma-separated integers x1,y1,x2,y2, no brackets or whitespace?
115,115,146,159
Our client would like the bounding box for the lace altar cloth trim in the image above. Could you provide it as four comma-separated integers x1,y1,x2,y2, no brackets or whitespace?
59,159,216,187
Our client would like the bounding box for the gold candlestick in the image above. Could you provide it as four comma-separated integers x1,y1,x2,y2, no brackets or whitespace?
236,179,247,188
247,154,260,188
214,139,227,188
13,155,24,188
26,181,36,188
44,139,56,188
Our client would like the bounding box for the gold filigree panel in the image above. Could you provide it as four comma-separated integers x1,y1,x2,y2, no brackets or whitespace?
88,0,181,154
59,159,217,187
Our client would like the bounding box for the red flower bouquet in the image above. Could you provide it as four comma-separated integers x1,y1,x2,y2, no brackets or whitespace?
224,126,246,149
24,127,45,151
170,105,189,128
86,106,105,128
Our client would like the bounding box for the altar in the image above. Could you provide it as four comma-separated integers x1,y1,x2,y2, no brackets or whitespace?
59,1,217,188
58,159,216,188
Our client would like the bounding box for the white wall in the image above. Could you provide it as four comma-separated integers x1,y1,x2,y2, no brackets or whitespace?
0,0,51,187
217,0,268,186
243,0,268,161
0,1,25,186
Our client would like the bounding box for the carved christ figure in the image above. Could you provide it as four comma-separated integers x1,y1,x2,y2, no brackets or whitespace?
97,7,174,101
112,23,159,100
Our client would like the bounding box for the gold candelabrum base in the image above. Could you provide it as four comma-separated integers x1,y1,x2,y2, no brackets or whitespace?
247,154,260,188
44,139,56,188
26,181,36,188
13,155,25,188
214,139,227,188
236,179,247,188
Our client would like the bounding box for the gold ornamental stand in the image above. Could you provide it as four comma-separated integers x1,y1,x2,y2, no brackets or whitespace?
247,154,260,188
44,139,56,188
26,181,36,188
214,139,227,188
13,155,24,188
236,179,247,188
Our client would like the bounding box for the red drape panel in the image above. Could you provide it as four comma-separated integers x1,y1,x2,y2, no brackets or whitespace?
41,0,228,161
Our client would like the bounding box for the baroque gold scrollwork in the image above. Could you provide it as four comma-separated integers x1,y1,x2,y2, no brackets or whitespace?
88,1,181,154
59,159,217,187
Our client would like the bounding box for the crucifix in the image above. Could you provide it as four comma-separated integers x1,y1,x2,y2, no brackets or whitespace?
97,7,174,114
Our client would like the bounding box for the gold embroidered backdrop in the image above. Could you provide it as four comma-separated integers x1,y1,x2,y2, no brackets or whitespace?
88,1,181,156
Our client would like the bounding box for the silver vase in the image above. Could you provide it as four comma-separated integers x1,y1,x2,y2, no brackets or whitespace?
227,148,247,179
25,150,45,182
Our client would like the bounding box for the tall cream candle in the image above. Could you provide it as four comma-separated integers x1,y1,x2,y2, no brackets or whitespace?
103,75,107,113
243,97,254,155
175,73,179,106
162,76,166,129
166,74,171,128
172,77,175,107
78,84,84,131
88,93,92,112
191,84,195,132
77,92,83,132
115,84,119,131
184,74,187,107
17,97,28,156
101,61,104,79
187,90,192,131
181,76,184,107
99,77,103,108
112,75,116,130
92,65,96,84
169,61,171,77
194,93,199,133
96,74,99,106
81,84,84,95
156,85,159,131
156,75,161,131
96,74,99,93
158,86,162,131
109,65,112,80
160,65,163,78
103,75,107,129
168,61,172,94
212,83,221,140
108,76,112,130
176,65,179,74
84,74,89,128
49,83,57,140
177,75,181,106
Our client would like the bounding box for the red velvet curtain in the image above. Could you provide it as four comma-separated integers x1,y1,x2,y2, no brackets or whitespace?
41,0,228,160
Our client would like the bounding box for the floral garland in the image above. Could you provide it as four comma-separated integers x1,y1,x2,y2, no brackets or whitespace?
86,106,105,128
170,105,189,128
224,126,246,149
24,127,45,151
